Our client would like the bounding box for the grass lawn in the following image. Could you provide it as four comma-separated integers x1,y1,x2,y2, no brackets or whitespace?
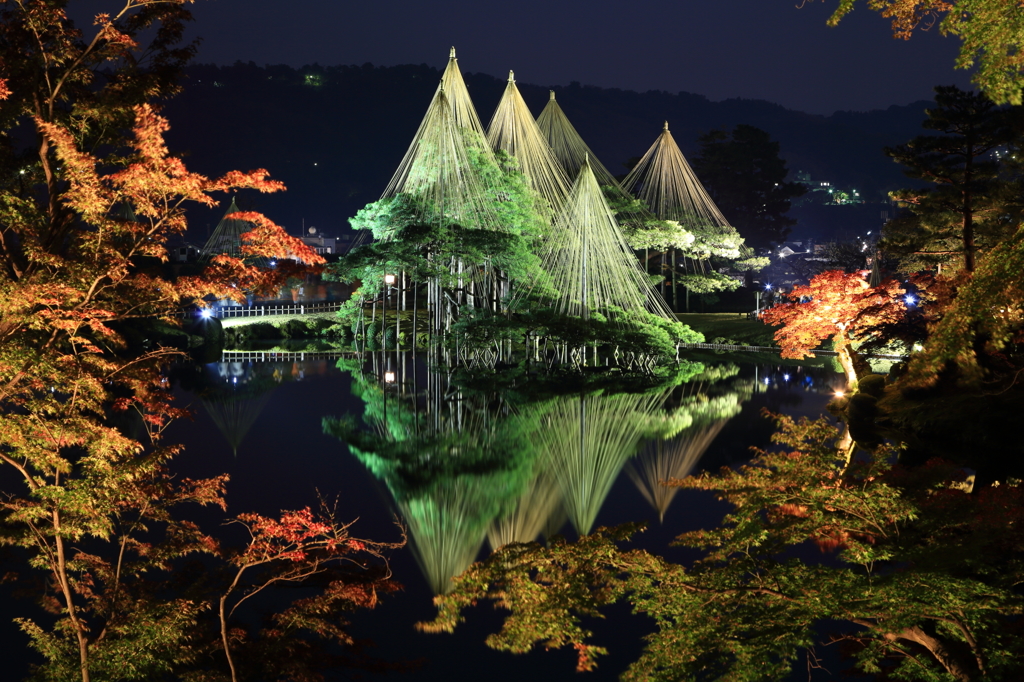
676,313,780,347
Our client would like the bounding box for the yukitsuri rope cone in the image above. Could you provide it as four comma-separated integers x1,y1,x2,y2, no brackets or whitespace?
487,71,571,212
199,197,268,267
532,158,675,320
621,121,731,227
381,88,503,235
379,49,501,235
536,90,620,188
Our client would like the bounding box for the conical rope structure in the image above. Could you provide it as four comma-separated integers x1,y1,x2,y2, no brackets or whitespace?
380,88,503,235
536,90,620,190
627,419,729,523
201,391,275,457
535,390,672,536
531,159,675,321
199,197,268,267
486,72,571,212
486,467,563,551
621,122,731,228
437,47,487,137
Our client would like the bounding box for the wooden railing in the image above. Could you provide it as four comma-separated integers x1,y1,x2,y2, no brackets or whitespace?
219,349,356,362
198,301,345,320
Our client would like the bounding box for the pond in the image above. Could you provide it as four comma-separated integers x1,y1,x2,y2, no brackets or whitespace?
157,349,845,681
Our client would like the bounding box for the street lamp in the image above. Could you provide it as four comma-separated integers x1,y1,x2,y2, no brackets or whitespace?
381,273,396,351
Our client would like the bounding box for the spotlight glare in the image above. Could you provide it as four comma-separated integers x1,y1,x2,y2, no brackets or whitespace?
384,371,396,383
200,308,212,319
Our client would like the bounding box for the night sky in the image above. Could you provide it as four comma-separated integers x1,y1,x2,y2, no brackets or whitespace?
171,0,973,114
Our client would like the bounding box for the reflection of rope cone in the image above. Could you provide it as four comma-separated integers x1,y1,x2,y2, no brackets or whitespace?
537,391,669,536
487,470,563,551
401,482,496,595
627,420,729,523
201,391,274,456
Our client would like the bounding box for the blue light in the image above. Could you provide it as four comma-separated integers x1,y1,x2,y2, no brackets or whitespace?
764,377,770,385
783,374,790,381
904,294,917,306
764,283,773,291
200,308,212,319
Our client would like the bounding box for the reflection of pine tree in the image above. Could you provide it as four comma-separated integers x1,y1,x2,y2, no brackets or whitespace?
191,363,281,456
628,420,728,523
401,480,496,595
202,392,275,457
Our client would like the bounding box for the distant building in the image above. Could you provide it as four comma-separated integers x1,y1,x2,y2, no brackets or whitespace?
171,243,201,263
298,229,358,255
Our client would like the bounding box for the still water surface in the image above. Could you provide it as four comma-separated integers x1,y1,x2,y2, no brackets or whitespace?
164,351,843,680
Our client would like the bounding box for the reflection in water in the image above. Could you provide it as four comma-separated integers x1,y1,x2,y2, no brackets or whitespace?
627,365,752,522
327,350,765,593
176,359,331,455
536,391,675,537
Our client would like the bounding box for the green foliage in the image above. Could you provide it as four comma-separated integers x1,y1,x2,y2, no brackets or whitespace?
883,85,1022,274
332,148,549,301
450,304,703,361
422,413,1024,681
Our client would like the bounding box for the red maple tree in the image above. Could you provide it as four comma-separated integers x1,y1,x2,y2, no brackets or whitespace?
761,270,906,387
